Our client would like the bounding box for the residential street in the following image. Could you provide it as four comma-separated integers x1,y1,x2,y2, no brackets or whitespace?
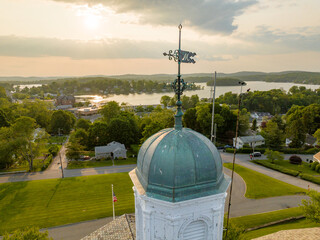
1,150,318,240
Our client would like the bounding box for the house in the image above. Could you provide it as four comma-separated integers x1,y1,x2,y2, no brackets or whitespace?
55,95,75,106
313,151,320,163
233,135,265,149
95,141,127,159
286,134,318,147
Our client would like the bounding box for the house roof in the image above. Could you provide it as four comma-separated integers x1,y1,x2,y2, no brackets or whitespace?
238,135,265,143
81,214,135,240
314,151,320,162
95,142,126,154
305,134,317,145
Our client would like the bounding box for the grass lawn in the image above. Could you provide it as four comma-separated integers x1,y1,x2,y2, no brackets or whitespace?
243,218,320,239
67,159,113,169
224,163,306,198
67,158,137,169
114,158,137,166
231,207,320,239
0,173,134,234
254,159,318,176
231,207,304,230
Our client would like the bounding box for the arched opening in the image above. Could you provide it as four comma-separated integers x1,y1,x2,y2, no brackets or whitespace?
182,220,208,240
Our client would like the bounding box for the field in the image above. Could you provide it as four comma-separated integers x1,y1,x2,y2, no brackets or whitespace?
0,173,134,234
224,163,306,198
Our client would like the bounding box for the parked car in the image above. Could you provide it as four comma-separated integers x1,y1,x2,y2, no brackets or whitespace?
250,152,262,158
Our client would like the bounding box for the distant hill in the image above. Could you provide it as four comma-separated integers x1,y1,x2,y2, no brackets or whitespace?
0,71,320,85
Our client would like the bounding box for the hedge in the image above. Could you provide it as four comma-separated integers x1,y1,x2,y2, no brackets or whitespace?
41,154,53,171
299,174,320,185
252,160,300,177
226,147,319,154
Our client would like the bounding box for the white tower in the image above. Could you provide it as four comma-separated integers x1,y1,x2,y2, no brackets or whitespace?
129,128,230,240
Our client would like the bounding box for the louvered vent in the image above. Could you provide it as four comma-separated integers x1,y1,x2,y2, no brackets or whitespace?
183,220,207,240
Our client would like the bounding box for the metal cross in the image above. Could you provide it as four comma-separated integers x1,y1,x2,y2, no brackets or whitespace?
163,24,196,129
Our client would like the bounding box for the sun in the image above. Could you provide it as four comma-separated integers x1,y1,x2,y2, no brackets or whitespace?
84,14,100,30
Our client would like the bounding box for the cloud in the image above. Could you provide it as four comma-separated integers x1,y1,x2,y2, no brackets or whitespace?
240,26,320,54
0,35,173,59
52,0,257,34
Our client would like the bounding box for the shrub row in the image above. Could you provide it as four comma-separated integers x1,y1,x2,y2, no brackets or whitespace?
252,160,300,177
226,147,318,154
253,160,320,185
299,174,320,185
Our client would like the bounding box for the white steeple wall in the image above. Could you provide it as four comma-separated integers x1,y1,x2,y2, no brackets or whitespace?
133,185,228,240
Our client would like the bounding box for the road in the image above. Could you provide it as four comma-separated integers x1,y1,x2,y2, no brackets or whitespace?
1,150,318,240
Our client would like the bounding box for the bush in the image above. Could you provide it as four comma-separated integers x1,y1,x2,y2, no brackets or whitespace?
300,174,320,185
48,144,60,157
3,227,52,240
316,164,320,173
41,154,53,171
252,160,300,177
289,155,302,165
311,161,319,170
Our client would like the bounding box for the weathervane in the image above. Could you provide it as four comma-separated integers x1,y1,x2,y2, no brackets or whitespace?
163,24,196,130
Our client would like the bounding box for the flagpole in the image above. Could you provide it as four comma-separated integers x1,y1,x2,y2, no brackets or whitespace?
112,184,115,220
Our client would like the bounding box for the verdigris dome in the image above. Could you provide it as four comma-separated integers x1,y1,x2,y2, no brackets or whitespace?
135,127,230,202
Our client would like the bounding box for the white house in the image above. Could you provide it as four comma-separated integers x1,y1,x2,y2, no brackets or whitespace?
95,141,127,159
233,135,265,149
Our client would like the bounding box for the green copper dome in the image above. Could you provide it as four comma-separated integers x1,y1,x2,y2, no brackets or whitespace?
135,127,230,202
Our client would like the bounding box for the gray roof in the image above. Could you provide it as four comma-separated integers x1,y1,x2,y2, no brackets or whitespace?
238,135,265,143
95,142,126,154
82,214,135,240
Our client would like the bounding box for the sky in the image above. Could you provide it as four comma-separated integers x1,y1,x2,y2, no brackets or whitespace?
0,0,320,76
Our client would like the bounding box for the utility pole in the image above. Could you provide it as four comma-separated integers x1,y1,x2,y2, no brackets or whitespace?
210,71,217,142
59,151,64,178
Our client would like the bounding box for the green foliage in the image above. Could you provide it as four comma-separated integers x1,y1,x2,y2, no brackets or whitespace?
48,145,59,157
261,120,285,148
314,128,320,143
41,154,53,171
87,121,109,148
0,109,10,127
70,128,89,148
3,227,52,240
99,101,121,123
251,118,257,131
66,141,84,160
252,160,300,177
311,161,319,170
160,95,171,108
223,221,245,240
299,174,320,185
316,164,320,173
207,77,243,86
50,110,75,134
75,118,91,131
140,108,174,142
301,190,320,223
264,149,284,163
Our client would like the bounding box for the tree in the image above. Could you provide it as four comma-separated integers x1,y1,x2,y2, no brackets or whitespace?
99,101,121,123
261,121,285,149
3,227,52,240
66,140,84,160
265,149,284,164
70,128,89,147
313,128,320,144
0,127,17,169
160,95,171,108
75,118,91,131
251,118,257,131
238,108,250,136
12,117,48,171
301,190,320,223
183,108,199,131
50,110,76,134
107,118,136,147
87,121,109,148
0,109,10,127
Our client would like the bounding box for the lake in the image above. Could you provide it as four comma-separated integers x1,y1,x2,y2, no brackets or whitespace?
75,81,320,106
